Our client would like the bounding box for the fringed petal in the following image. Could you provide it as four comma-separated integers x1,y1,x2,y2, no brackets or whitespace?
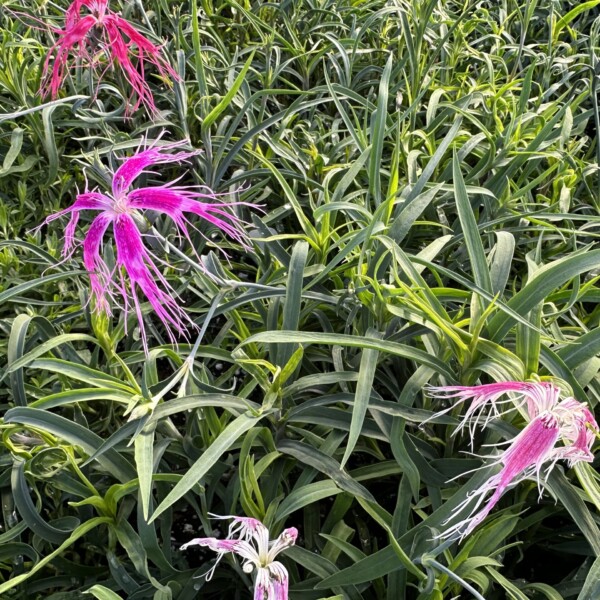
103,18,156,115
109,15,178,79
113,214,193,351
181,516,295,600
444,414,560,540
127,186,254,248
427,381,560,443
267,562,290,600
111,141,199,197
40,192,111,257
82,213,113,313
179,537,239,553
40,14,98,99
267,528,298,562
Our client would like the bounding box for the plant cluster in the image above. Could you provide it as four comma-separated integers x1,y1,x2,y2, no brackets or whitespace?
1,0,600,599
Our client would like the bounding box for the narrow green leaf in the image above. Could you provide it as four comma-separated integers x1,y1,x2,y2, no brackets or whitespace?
135,423,157,521
547,469,600,556
7,314,31,406
386,118,462,243
28,358,138,394
30,388,132,410
2,127,23,169
308,223,386,289
0,96,88,123
84,585,123,600
487,250,600,341
278,439,374,502
577,554,600,600
489,231,515,295
358,498,426,581
112,518,170,594
453,151,492,294
556,327,600,369
277,241,308,368
42,104,59,184
369,54,393,206
0,517,112,594
151,412,262,521
5,334,101,376
4,408,136,482
0,271,86,304
12,459,72,543
275,481,342,522
553,1,600,39
241,331,454,379
316,467,494,587
341,329,381,469
0,542,38,563
202,51,254,128
388,184,444,245
148,394,258,424
522,583,564,600
486,568,530,600
330,146,372,205
286,546,363,600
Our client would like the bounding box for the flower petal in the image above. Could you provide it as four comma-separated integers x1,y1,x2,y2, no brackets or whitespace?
267,528,297,562
101,12,179,115
267,562,290,600
40,0,176,116
111,141,200,197
41,14,98,99
179,537,239,553
103,18,156,115
109,15,178,79
113,213,193,350
428,381,560,443
180,516,295,598
41,192,111,257
83,212,113,313
128,186,253,248
445,413,560,539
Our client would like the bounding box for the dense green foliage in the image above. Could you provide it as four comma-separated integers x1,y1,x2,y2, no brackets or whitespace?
2,0,600,598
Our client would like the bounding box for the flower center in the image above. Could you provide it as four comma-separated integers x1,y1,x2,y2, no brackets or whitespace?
112,194,131,214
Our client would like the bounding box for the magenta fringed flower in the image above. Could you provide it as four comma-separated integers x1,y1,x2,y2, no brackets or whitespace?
40,0,178,114
428,382,598,540
40,139,253,351
180,516,297,600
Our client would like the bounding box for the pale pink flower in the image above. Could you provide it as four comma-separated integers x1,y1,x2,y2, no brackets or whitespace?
428,382,598,540
180,515,297,600
39,139,254,351
40,0,178,115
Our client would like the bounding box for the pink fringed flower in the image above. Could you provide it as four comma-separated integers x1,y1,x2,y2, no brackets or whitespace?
428,382,598,540
40,139,253,351
40,0,178,114
181,515,297,600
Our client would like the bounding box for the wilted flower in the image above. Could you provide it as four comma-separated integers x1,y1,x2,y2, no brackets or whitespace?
40,0,178,114
39,139,254,351
180,515,297,600
428,381,598,540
